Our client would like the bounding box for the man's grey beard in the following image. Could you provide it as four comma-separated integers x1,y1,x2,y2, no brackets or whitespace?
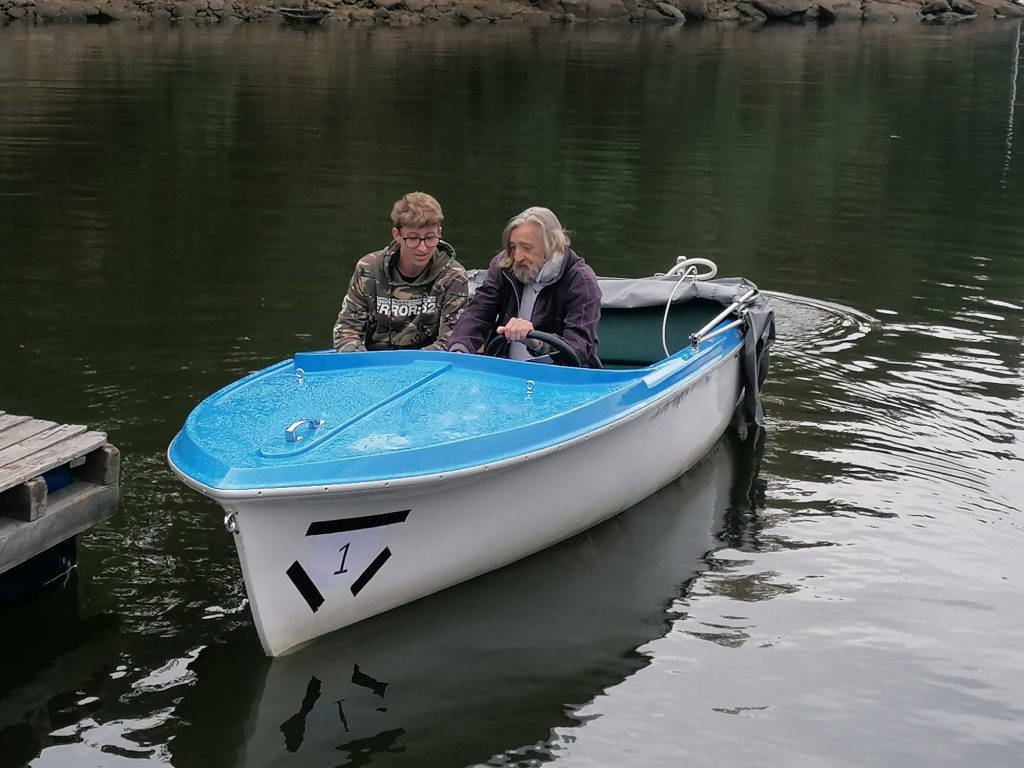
511,260,541,283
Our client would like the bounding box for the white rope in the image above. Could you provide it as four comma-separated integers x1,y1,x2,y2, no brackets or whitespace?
663,256,718,280
661,268,694,359
658,257,719,358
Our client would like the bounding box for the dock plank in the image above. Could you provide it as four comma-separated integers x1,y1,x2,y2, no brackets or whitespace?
0,418,59,453
0,423,88,469
0,482,118,575
0,430,107,495
75,444,121,486
0,414,32,435
0,476,48,522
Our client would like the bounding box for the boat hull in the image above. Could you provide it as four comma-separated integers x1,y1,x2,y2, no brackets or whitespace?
168,433,759,768
198,348,741,656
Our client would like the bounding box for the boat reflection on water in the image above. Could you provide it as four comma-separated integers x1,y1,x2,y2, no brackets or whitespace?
172,430,766,768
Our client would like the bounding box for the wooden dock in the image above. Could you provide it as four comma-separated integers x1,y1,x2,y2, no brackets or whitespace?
0,411,120,596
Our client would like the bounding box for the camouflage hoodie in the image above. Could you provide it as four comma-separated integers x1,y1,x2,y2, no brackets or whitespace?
332,241,468,352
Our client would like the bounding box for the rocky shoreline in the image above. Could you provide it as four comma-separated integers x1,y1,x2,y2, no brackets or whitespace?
2,0,1023,27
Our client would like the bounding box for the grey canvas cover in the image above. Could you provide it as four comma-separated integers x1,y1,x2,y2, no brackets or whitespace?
598,275,775,426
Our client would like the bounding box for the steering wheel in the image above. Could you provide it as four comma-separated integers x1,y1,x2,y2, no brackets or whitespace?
483,330,581,368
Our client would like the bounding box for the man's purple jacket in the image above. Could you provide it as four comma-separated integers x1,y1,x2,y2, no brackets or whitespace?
447,248,602,368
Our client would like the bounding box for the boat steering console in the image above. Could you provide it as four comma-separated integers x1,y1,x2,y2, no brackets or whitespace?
484,330,582,367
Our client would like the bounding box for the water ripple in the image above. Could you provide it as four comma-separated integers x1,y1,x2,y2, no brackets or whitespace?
766,291,1022,518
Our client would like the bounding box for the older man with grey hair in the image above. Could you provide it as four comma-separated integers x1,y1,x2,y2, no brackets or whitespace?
447,206,602,367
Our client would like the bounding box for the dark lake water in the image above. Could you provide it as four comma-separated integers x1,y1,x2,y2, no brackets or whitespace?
2,19,1023,768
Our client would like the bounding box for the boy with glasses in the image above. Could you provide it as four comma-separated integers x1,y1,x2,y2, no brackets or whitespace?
333,192,468,352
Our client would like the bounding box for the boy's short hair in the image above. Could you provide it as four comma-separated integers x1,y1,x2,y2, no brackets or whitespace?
391,192,444,230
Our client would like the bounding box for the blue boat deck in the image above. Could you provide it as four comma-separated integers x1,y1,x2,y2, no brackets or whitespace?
169,334,740,492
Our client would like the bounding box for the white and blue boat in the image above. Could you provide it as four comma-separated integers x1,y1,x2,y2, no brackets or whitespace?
168,259,775,656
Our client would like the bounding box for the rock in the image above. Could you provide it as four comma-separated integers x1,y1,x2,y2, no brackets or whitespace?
750,0,809,16
816,1,836,19
474,0,509,17
97,0,133,16
922,6,973,18
827,0,863,18
456,3,482,19
598,0,626,16
582,0,629,17
86,5,124,21
673,0,708,17
0,0,996,24
868,0,920,17
386,9,416,23
737,0,767,19
30,0,58,18
655,0,685,17
518,6,554,20
862,1,896,18
33,1,88,21
170,0,200,18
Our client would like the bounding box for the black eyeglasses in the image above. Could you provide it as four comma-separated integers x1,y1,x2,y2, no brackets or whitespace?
400,235,441,248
